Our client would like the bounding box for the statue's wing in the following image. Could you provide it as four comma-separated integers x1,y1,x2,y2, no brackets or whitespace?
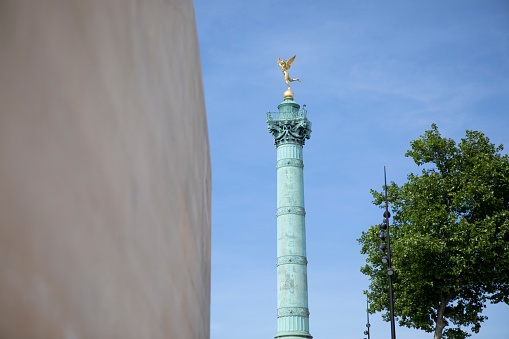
286,55,296,69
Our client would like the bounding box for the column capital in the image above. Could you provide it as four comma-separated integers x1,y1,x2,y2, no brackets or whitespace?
267,119,311,147
267,98,312,147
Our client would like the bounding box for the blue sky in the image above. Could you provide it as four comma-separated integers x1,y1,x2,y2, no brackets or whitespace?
193,1,509,338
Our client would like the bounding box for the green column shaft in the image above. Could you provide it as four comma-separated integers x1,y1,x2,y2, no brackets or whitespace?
267,97,312,339
276,144,310,336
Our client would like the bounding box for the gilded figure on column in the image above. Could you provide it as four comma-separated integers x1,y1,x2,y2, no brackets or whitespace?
278,55,301,90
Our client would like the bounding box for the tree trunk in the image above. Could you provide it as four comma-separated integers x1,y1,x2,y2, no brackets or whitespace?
434,295,449,339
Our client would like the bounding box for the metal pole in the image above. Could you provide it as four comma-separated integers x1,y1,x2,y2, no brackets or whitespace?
366,299,371,339
384,166,396,339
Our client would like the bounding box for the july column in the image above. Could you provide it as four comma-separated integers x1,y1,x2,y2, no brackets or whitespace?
267,93,312,339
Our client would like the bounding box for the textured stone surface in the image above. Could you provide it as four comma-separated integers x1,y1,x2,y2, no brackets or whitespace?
0,1,210,338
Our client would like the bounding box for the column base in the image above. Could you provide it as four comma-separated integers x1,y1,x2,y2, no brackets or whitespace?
275,331,312,339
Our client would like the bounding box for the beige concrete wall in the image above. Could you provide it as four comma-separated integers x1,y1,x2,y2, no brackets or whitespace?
0,1,210,338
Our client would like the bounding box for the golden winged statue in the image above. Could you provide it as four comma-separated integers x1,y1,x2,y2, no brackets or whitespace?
278,55,301,90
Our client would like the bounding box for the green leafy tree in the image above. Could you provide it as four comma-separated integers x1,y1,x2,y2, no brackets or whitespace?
358,124,509,339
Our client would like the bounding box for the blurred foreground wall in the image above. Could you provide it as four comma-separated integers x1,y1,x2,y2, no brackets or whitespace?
0,1,210,338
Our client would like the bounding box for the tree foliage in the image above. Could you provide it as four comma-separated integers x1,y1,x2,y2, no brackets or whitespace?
358,124,509,339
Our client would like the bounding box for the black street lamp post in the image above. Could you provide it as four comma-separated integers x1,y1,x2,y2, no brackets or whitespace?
364,299,371,339
378,166,396,339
